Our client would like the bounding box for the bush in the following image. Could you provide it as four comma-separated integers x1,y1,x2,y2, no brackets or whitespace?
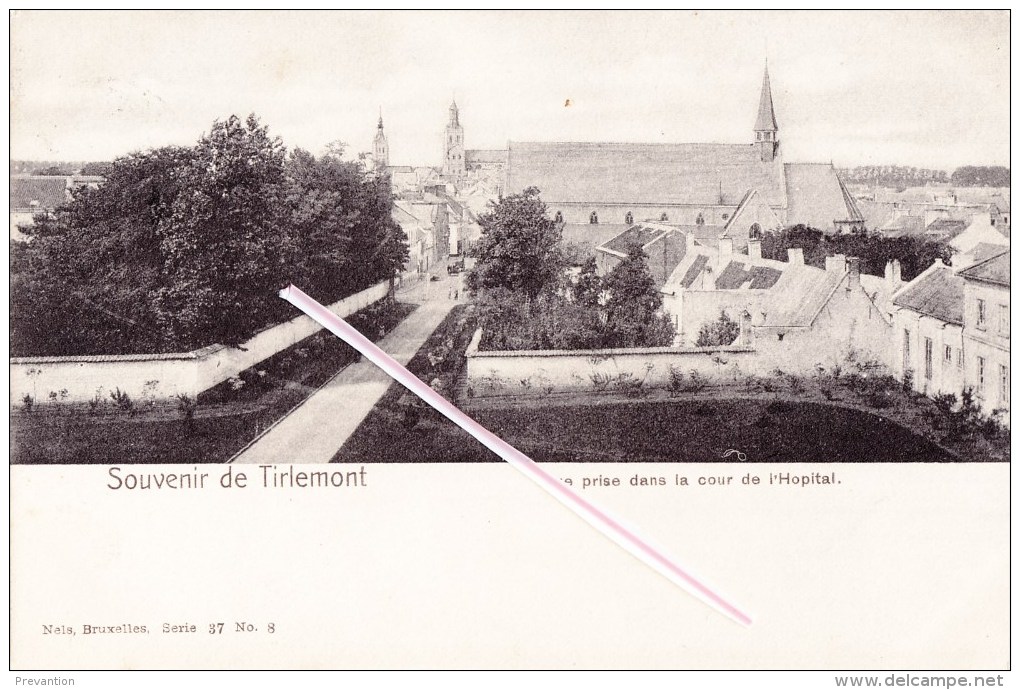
110,387,135,415
666,367,706,395
696,311,741,347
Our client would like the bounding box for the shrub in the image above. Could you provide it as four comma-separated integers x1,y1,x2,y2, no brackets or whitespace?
667,366,706,395
696,311,740,347
21,394,33,413
110,387,135,415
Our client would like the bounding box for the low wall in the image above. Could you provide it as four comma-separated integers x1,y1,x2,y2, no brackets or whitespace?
11,282,389,407
465,329,764,398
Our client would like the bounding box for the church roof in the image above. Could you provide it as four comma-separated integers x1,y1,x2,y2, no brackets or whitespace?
465,150,506,165
754,66,778,132
506,141,786,207
784,163,863,231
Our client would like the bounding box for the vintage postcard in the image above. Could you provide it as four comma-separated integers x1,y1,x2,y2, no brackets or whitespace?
8,10,1010,674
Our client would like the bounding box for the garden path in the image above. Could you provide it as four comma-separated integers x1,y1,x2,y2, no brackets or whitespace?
231,272,465,464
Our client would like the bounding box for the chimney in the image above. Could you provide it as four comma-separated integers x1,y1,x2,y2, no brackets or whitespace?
747,238,762,260
787,247,804,265
826,253,847,272
884,260,903,291
719,238,733,256
847,257,861,290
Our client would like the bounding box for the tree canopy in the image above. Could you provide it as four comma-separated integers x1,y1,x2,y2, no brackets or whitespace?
760,225,952,282
11,114,407,356
466,186,564,300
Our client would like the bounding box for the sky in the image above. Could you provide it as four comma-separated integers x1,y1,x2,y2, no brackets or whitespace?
9,10,1011,171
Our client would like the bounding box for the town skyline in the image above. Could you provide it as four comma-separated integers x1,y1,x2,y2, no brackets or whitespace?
11,10,1010,171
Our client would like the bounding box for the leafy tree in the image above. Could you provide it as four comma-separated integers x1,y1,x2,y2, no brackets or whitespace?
572,257,603,307
32,165,68,176
696,311,741,347
466,186,563,299
602,243,676,347
951,166,1010,187
760,225,952,282
80,161,113,176
153,114,290,347
283,148,407,303
11,114,405,357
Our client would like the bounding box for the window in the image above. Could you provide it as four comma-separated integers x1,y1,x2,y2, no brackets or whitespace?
902,329,911,373
977,299,987,329
695,212,705,226
957,348,964,369
924,338,933,381
589,211,598,225
749,223,762,239
1000,365,1009,406
554,211,563,223
625,211,634,224
660,212,669,221
944,345,952,364
977,356,986,394
999,304,1009,336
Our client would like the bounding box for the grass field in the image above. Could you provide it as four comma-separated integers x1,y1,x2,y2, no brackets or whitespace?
334,307,986,464
11,301,416,465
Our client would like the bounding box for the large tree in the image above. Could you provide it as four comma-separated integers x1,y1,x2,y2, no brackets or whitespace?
11,114,405,357
602,243,676,348
466,187,563,299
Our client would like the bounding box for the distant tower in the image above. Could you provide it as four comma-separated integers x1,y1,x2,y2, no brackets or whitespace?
753,64,779,163
443,100,466,179
373,111,389,169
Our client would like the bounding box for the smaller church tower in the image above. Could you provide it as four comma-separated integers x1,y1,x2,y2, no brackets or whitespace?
754,65,779,163
373,111,389,170
443,100,466,179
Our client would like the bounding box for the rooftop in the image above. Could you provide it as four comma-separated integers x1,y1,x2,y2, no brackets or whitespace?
893,266,965,324
958,250,1010,287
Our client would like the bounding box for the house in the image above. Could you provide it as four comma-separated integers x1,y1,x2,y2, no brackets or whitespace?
948,213,1009,256
10,176,72,240
659,238,897,366
890,247,1009,425
890,262,967,398
959,249,1010,423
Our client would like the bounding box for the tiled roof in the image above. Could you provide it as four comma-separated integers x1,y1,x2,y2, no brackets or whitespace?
10,176,69,211
465,150,506,165
892,266,965,324
958,250,1010,287
679,254,710,288
601,225,669,255
506,141,787,207
964,242,1010,267
784,163,863,231
925,218,968,237
763,266,847,327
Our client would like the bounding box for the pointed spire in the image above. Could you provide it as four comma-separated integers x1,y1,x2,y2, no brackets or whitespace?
754,64,778,133
377,107,384,131
449,98,460,126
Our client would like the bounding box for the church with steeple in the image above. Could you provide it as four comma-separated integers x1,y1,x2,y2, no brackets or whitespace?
373,111,388,169
504,63,863,239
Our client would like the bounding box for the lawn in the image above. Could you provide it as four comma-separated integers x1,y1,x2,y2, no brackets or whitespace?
11,301,416,465
334,307,1006,465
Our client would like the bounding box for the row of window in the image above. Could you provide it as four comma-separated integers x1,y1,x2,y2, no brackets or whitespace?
907,329,1009,406
975,299,1009,335
564,211,713,225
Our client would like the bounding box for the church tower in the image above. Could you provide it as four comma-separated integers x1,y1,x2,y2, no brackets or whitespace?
443,100,466,179
753,65,779,163
373,111,389,169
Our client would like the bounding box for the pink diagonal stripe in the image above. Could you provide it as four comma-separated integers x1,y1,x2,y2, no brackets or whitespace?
279,284,752,626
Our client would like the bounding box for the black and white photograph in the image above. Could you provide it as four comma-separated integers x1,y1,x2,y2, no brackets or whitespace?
8,10,1011,675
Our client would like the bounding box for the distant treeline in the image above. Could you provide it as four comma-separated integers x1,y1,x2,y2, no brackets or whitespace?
10,160,110,176
839,165,1009,188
